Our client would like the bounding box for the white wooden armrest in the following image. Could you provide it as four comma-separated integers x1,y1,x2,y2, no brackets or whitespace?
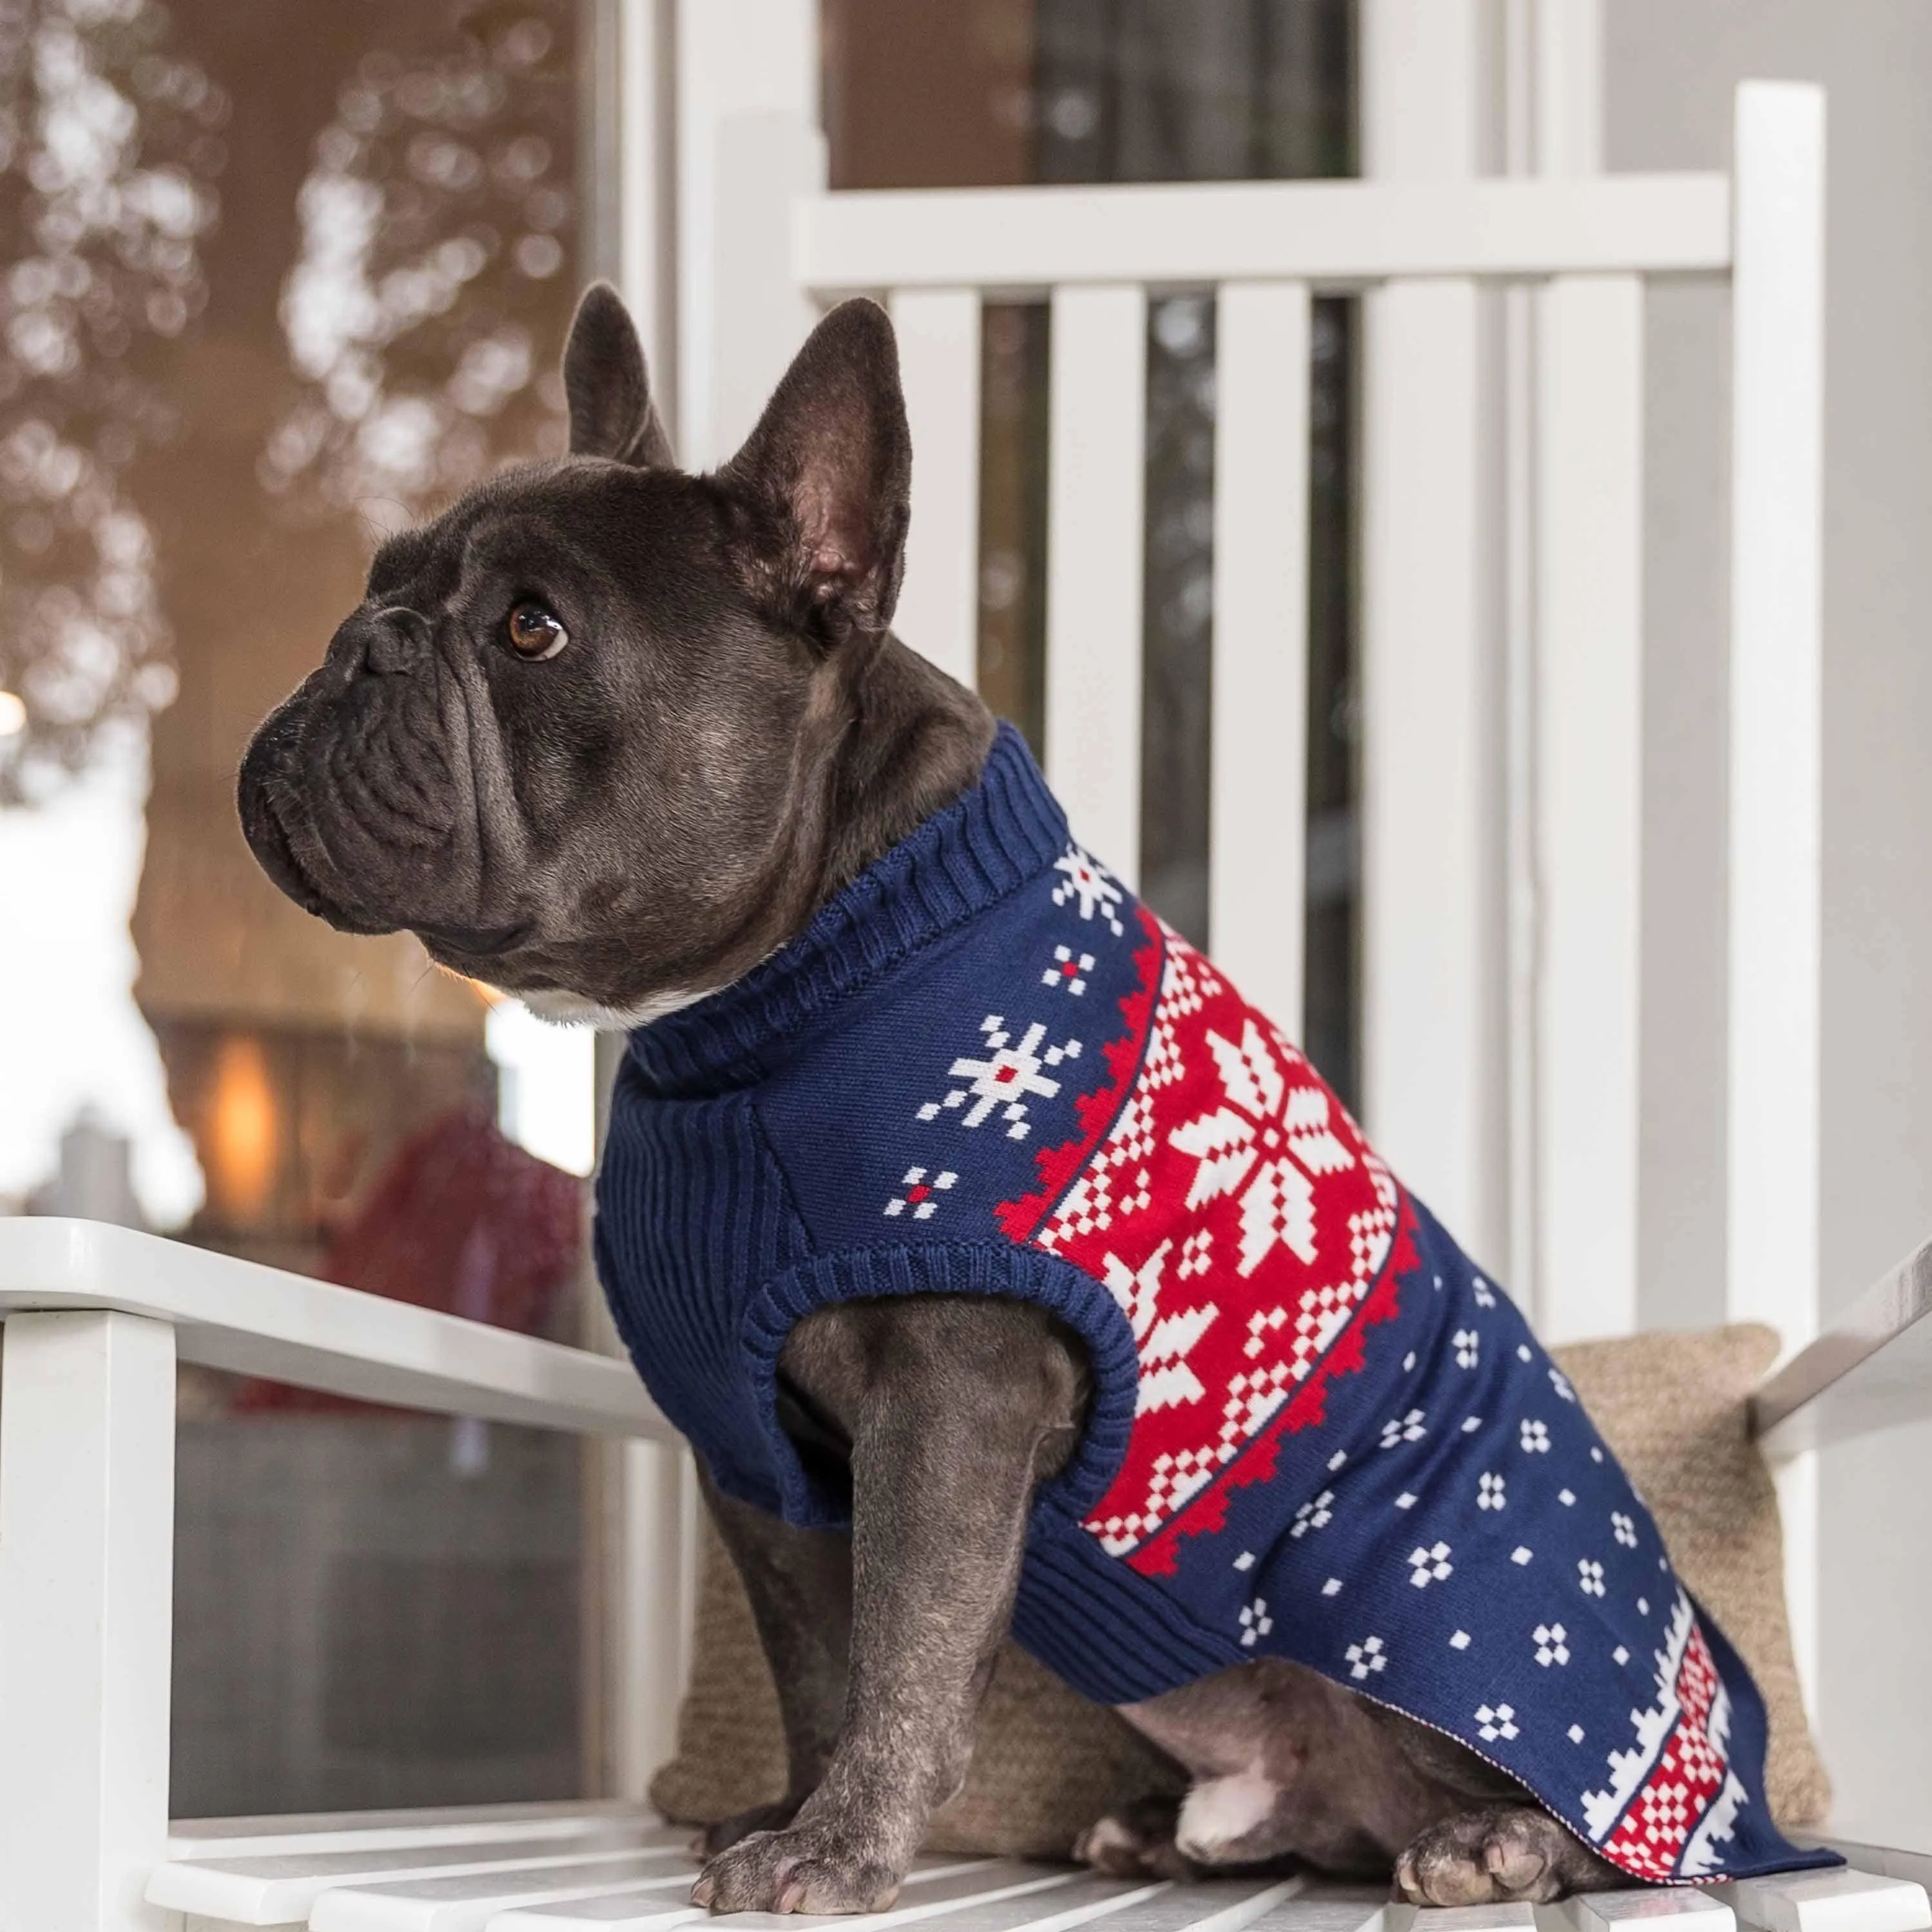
1752,1235,1932,1457
0,1216,672,1439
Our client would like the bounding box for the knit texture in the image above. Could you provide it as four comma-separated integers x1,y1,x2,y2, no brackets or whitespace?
597,724,1835,1884
650,1325,1829,1857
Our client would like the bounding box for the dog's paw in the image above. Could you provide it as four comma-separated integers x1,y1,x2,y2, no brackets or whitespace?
1074,1795,1202,1880
1394,1805,1574,1906
692,1799,804,1859
692,1823,903,1915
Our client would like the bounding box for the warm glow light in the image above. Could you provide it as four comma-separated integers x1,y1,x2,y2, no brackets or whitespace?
209,1036,277,1222
0,692,25,737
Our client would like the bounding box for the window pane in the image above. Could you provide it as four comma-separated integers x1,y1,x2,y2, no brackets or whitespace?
1,0,601,1813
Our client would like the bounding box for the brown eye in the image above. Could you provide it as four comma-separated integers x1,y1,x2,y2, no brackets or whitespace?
506,600,568,659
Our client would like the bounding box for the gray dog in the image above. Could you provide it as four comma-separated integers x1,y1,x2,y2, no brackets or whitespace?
238,284,1798,1915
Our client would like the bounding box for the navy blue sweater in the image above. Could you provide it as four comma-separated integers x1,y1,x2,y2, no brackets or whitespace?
596,725,1830,1884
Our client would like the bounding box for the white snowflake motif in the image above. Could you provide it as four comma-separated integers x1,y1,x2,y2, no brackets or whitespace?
1549,1365,1577,1403
1238,1597,1274,1648
1472,1276,1497,1309
917,1015,1081,1141
1533,1622,1570,1667
1611,1510,1639,1549
882,1167,957,1220
1042,944,1095,996
1290,1489,1335,1538
1475,1703,1520,1743
1519,1417,1551,1454
1477,1472,1506,1512
1052,846,1126,935
1454,1328,1480,1368
1345,1634,1388,1681
1577,1558,1607,1598
1176,1229,1215,1280
1379,1408,1426,1449
1168,1019,1358,1278
1101,1243,1217,1415
1407,1542,1452,1588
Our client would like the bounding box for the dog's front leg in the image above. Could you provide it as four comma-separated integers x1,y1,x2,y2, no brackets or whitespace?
693,1299,1083,1915
697,1466,853,1855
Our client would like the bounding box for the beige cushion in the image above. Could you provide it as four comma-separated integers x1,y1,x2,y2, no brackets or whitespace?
649,1323,1830,1855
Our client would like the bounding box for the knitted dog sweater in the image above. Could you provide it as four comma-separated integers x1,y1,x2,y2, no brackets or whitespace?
596,724,1832,1884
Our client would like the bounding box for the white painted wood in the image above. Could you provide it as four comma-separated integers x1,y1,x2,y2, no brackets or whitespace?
1209,281,1312,1030
0,1311,176,1932
1533,272,1645,1343
1249,1889,1392,1932
307,1852,697,1932
166,1804,649,1863
1724,79,1827,1719
799,176,1730,297
1384,1903,1535,1932
1752,1235,1932,1454
146,1826,685,1924
492,1860,1043,1931
0,1218,670,1438
1045,283,1147,885
1718,1870,1931,1932
1360,275,1496,1258
611,1440,696,1803
891,288,983,688
676,0,820,466
613,0,677,445
1557,1887,1734,1932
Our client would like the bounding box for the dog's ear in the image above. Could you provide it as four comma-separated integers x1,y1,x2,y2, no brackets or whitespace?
719,298,911,647
563,282,675,467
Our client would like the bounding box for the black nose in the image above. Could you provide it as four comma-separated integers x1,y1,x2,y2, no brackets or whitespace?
346,606,431,676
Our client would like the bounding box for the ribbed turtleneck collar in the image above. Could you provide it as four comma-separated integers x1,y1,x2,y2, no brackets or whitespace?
625,723,1069,1095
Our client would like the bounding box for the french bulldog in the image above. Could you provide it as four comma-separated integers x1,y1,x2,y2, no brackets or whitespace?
238,284,1775,1914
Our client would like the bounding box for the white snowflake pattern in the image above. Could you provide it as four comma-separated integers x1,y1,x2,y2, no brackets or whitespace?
1290,1489,1335,1538
1472,1276,1497,1309
917,1014,1081,1141
1238,1597,1274,1647
1611,1511,1638,1549
1100,1242,1217,1415
882,1166,958,1219
1042,944,1095,996
1378,1408,1426,1449
1578,1558,1607,1598
1407,1541,1453,1587
1476,1703,1520,1743
1519,1417,1551,1454
1052,846,1126,934
1167,1019,1359,1278
1549,1365,1577,1403
1177,1229,1215,1280
1533,1622,1571,1667
1454,1328,1480,1368
1477,1472,1506,1511
1345,1634,1388,1681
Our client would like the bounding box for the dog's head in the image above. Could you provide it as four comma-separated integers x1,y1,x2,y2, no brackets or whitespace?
238,285,952,1023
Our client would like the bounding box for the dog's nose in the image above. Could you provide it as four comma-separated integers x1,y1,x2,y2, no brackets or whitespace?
359,607,431,676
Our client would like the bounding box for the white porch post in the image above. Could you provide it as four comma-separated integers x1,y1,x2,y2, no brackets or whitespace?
1725,80,1828,1717
1359,0,1504,1269
0,1311,178,1932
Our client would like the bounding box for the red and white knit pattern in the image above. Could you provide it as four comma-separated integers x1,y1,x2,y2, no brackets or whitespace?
1583,1592,1745,1879
1027,930,1397,1558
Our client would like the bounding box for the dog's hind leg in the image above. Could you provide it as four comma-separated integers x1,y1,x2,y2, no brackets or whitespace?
1394,1804,1624,1905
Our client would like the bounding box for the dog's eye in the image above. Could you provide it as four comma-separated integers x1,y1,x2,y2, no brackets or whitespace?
505,600,568,660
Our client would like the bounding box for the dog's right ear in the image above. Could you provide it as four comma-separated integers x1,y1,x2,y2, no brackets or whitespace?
562,283,675,467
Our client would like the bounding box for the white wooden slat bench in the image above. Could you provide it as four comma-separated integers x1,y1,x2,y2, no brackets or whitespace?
2,1217,1930,1932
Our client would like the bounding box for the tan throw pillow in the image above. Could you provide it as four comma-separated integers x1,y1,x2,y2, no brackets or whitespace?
649,1322,1828,1853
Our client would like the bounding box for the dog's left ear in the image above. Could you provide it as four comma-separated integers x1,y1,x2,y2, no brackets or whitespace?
562,282,675,467
719,298,911,647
